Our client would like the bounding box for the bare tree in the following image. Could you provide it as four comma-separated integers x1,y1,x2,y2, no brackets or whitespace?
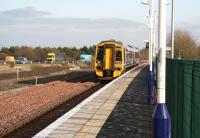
140,48,149,60
174,30,199,59
0,53,7,60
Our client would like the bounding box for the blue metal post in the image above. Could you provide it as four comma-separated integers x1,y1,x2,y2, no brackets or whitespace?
148,69,154,104
153,0,171,137
153,104,171,138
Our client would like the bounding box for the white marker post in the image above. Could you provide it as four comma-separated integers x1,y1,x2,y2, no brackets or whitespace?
15,67,21,81
152,0,171,137
17,68,19,81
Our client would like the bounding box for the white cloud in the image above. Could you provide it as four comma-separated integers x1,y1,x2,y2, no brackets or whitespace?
0,7,148,48
2,7,51,18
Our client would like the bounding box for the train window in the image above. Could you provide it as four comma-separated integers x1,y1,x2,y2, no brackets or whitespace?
116,51,122,61
97,47,104,60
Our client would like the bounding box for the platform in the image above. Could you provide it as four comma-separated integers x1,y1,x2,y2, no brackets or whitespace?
34,65,154,138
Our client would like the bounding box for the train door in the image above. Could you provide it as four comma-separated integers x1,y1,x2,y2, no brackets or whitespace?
103,45,114,77
104,46,114,70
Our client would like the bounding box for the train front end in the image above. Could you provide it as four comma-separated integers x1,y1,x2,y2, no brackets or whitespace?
94,41,125,80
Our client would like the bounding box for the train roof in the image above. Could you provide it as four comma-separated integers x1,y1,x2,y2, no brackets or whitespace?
124,46,135,52
99,39,123,45
126,45,139,52
98,40,135,52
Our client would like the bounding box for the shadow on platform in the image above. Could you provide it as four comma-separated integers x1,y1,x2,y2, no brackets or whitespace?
97,67,155,138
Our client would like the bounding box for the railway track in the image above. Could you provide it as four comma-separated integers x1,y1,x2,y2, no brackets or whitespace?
0,69,94,92
1,71,106,138
1,65,140,138
19,70,96,84
0,66,68,81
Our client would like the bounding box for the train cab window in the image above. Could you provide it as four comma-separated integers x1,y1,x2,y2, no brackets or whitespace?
116,51,122,61
97,47,104,60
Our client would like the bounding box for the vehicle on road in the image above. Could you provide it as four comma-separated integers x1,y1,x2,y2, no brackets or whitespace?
80,54,92,62
16,57,28,64
5,56,15,64
46,53,55,64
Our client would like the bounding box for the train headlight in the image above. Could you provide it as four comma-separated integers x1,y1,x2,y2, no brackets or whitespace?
96,61,101,64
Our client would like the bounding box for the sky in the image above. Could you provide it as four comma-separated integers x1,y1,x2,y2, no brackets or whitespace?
0,0,199,48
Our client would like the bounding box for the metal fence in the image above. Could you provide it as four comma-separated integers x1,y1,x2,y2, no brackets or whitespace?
166,59,200,138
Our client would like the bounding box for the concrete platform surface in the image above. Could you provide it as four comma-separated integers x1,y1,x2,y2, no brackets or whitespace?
34,65,154,138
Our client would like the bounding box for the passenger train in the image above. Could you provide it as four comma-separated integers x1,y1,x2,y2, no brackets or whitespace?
94,40,138,80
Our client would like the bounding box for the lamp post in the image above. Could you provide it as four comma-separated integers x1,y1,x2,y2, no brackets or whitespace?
141,0,154,104
178,49,182,59
153,10,158,57
171,0,174,58
152,0,171,137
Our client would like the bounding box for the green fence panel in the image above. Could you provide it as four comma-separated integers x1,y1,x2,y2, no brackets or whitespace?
172,60,178,138
166,59,200,138
166,59,179,138
166,59,172,114
192,61,200,138
182,60,193,138
177,60,184,138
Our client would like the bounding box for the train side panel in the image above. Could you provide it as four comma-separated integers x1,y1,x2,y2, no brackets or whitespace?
124,48,135,69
